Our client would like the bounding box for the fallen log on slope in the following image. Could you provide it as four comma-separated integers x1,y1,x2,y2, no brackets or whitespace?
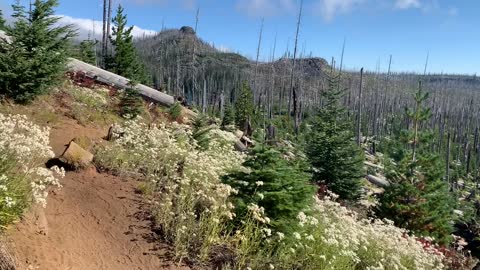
366,174,390,188
67,58,175,108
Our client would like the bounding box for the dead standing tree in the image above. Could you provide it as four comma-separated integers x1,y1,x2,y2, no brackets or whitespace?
290,0,303,134
356,68,364,146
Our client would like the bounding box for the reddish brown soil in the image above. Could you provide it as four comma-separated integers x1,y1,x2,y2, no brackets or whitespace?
6,119,190,270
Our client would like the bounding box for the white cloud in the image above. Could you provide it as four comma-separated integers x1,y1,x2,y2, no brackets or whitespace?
314,0,364,22
236,0,296,17
57,15,156,40
394,0,421,10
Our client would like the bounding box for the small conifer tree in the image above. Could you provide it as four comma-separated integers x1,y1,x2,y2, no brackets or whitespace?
0,9,6,30
305,73,365,201
119,86,142,118
376,82,457,244
0,0,75,103
168,102,183,121
221,104,235,128
234,82,255,131
223,145,316,233
109,5,148,84
192,114,212,150
78,38,97,65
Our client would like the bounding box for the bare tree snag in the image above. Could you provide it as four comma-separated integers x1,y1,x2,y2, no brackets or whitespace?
356,68,364,146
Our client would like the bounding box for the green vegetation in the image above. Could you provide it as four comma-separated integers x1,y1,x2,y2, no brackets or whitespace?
168,101,183,121
192,114,213,150
376,83,459,244
223,145,316,233
0,9,6,31
305,73,365,201
77,38,97,65
0,0,75,103
109,5,148,84
235,82,255,131
221,104,235,128
119,87,143,118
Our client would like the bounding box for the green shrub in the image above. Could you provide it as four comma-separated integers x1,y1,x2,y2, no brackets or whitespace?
0,153,30,228
119,87,143,118
168,102,183,121
223,145,316,233
192,114,212,150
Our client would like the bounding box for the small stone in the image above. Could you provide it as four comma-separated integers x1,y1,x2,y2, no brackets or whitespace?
60,141,94,168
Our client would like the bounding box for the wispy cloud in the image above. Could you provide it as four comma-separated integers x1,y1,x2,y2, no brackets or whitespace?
57,15,157,40
236,0,296,17
394,0,421,10
314,0,364,22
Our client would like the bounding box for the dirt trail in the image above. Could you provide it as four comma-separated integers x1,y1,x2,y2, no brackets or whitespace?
7,119,189,270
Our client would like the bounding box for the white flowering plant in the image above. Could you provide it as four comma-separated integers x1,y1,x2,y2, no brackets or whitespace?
0,113,64,227
94,117,467,270
95,118,245,262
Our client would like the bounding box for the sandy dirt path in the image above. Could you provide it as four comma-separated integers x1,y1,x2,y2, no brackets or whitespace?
7,120,189,270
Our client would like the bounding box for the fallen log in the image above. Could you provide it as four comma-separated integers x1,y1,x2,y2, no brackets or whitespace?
67,58,175,107
366,174,390,188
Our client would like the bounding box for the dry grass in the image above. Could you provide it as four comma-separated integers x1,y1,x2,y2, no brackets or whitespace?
0,95,59,127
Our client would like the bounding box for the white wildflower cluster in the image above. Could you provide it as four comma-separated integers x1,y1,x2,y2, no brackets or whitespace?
96,118,448,269
30,166,64,207
0,113,64,208
96,118,245,257
247,203,270,224
0,114,54,162
277,196,445,270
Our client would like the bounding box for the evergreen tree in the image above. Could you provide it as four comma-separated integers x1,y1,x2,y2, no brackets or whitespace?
376,82,457,244
234,82,255,131
109,5,147,84
221,104,235,128
168,101,183,121
192,114,212,150
119,86,143,118
78,38,97,65
0,0,75,103
223,145,316,233
0,9,6,30
305,73,365,201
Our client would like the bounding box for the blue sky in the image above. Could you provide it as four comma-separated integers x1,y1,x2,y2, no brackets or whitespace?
1,0,478,74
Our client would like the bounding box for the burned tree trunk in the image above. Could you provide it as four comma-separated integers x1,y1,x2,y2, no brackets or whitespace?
356,68,364,146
